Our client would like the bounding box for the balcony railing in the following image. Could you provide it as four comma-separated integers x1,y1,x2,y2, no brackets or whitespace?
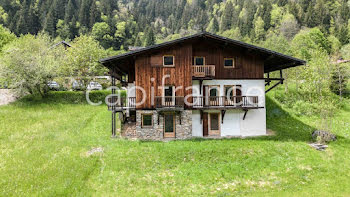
107,96,259,110
192,65,215,78
192,96,259,108
107,97,136,111
155,96,184,108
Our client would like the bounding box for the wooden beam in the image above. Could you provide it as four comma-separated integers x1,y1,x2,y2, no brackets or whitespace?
243,109,248,120
200,110,203,124
266,54,275,61
221,110,226,123
265,80,283,93
264,62,297,73
264,78,284,81
279,70,283,84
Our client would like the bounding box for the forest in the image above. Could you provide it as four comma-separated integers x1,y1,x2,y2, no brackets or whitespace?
0,0,350,50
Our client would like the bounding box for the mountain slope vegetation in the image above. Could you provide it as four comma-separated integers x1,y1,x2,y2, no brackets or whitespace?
0,0,349,50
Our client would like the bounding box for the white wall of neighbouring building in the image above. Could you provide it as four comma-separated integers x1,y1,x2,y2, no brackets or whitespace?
127,82,135,97
191,80,266,137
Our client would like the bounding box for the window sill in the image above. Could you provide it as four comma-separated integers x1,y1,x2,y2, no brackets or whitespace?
142,126,153,128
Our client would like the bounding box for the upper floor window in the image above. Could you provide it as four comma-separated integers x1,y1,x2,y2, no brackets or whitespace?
164,86,174,97
224,85,242,97
224,85,234,97
194,57,205,66
224,58,235,68
163,55,174,67
209,86,219,97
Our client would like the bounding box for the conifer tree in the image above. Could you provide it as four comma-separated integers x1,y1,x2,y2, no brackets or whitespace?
44,10,56,37
89,0,100,29
144,27,155,46
221,1,234,31
15,0,30,35
260,0,272,30
78,0,91,29
64,0,76,24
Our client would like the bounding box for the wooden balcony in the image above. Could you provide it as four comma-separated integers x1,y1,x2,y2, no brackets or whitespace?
192,96,260,109
107,97,136,111
192,65,215,78
155,96,184,109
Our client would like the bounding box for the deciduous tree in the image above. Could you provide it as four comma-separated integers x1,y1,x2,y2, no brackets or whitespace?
0,34,62,96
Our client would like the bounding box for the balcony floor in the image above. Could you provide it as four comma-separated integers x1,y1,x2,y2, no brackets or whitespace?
192,106,263,110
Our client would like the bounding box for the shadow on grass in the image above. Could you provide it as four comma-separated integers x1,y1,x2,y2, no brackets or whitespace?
262,96,315,142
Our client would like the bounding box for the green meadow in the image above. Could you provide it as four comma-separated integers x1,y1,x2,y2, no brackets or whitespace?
0,93,349,196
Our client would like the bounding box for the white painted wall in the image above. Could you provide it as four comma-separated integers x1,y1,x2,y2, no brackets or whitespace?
191,79,266,137
127,82,135,97
126,82,135,117
221,110,241,136
192,110,203,137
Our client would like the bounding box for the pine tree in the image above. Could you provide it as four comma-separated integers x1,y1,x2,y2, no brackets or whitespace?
212,17,219,33
337,25,349,45
28,3,41,34
44,9,56,37
64,0,76,24
15,0,30,35
79,0,91,29
260,0,272,30
221,1,234,31
144,27,155,46
304,1,317,27
89,0,100,29
70,15,79,38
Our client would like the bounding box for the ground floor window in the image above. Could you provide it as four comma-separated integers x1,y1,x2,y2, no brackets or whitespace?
142,114,153,127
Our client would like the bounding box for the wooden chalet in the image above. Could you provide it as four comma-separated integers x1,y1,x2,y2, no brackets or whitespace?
100,32,305,140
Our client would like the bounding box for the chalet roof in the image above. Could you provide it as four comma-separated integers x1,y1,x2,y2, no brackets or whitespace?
51,41,72,49
100,32,306,73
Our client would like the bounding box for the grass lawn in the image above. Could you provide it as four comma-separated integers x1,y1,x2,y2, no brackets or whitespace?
0,95,350,196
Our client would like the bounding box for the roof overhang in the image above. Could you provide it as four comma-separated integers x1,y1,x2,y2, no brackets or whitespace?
99,32,306,73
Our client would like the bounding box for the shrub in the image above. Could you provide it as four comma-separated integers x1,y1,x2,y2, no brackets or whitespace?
18,90,126,105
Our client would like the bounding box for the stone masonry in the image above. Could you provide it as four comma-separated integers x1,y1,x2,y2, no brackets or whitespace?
121,110,192,140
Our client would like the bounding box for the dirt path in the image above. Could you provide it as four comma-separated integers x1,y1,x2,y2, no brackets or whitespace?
0,89,17,105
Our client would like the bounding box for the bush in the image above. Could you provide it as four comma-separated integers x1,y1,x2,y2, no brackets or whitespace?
0,34,63,96
18,90,126,104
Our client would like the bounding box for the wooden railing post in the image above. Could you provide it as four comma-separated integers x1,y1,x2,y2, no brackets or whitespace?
189,96,259,108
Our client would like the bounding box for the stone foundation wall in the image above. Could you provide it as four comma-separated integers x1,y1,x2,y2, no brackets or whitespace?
135,110,163,140
175,110,192,139
121,122,137,138
121,110,192,140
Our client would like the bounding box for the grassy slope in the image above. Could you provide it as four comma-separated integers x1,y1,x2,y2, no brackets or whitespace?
0,94,349,196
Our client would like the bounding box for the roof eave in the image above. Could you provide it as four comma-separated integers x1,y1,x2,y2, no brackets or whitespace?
99,32,306,68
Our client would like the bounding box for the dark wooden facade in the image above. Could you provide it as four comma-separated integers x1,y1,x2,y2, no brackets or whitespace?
132,40,264,109
192,41,264,79
135,43,193,109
